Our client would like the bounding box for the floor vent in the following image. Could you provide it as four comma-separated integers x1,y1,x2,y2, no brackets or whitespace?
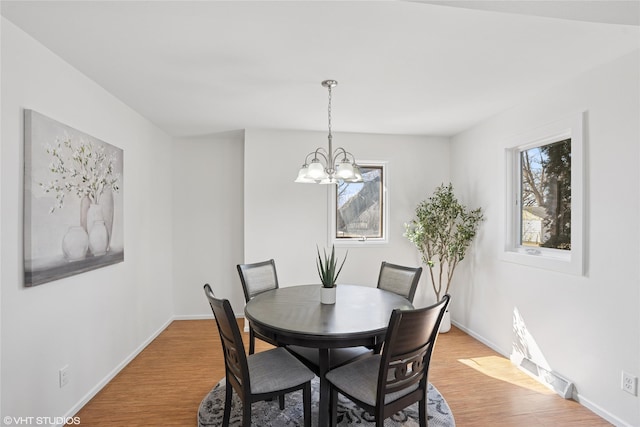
516,357,574,399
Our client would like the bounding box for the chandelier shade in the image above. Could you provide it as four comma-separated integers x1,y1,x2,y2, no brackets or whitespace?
295,80,363,184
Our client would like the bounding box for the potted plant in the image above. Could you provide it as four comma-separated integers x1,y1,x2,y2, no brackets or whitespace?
316,245,348,304
404,183,483,331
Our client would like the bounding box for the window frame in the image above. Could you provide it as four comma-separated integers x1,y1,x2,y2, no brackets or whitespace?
328,160,389,247
502,112,585,275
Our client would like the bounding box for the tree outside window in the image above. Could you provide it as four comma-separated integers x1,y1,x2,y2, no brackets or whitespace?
520,138,571,250
335,166,383,240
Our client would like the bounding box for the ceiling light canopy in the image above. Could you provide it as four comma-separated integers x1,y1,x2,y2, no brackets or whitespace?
295,80,363,184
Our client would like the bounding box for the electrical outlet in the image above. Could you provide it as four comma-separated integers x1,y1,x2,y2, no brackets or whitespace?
59,365,69,388
622,371,637,396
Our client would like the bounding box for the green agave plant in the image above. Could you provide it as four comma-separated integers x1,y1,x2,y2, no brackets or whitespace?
316,245,348,288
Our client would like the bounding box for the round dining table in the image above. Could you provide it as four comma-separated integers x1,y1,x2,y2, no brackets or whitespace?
244,284,413,426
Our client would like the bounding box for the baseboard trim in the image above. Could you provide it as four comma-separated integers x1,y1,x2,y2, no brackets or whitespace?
173,314,213,320
450,319,508,356
574,392,631,427
60,310,242,425
450,320,630,427
173,314,245,321
58,316,174,427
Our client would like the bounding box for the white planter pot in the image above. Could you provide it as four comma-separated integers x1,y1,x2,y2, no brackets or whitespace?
320,286,336,304
439,310,451,333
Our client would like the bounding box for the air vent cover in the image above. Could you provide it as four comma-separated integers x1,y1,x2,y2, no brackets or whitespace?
516,356,574,399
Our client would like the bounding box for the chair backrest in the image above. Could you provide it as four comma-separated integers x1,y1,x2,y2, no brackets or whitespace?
377,261,422,302
237,259,279,302
376,294,450,409
204,284,250,396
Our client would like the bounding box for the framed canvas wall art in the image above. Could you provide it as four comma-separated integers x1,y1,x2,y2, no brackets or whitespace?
24,110,124,286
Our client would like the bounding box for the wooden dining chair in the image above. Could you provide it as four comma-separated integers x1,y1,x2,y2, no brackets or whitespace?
237,259,279,354
377,261,423,303
326,294,450,427
203,284,314,427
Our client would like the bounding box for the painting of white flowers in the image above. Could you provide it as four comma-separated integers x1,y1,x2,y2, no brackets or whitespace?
24,110,124,286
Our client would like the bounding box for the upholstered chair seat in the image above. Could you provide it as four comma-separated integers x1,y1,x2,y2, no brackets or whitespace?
248,347,315,395
326,355,419,406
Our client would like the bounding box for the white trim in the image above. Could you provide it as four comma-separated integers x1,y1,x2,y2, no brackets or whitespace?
58,316,174,427
56,314,245,427
501,111,585,275
451,320,508,356
451,320,628,427
574,393,632,427
328,160,389,247
173,313,214,320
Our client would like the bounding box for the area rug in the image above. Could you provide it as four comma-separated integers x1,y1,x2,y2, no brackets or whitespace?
198,376,455,426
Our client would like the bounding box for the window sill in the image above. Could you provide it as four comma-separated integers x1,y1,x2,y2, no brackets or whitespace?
501,249,583,276
332,238,388,248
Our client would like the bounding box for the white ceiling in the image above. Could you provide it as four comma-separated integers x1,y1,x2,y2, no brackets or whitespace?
2,1,639,138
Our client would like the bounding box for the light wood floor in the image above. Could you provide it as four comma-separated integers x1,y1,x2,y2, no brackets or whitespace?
69,320,610,426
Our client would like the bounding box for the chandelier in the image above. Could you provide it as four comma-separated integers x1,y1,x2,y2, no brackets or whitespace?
295,80,363,184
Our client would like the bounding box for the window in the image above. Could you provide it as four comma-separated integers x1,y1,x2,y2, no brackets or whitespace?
520,138,571,250
503,112,584,275
329,162,388,246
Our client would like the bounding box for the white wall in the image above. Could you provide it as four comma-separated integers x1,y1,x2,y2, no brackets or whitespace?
243,129,449,310
450,50,640,426
1,18,174,424
172,131,245,316
3,12,636,427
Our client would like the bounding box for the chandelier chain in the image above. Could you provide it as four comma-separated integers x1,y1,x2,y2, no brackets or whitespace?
327,85,332,138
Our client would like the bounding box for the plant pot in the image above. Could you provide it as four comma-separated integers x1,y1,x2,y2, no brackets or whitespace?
320,286,336,304
439,310,451,333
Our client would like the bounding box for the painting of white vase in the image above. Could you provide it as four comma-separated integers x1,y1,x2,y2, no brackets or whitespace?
24,110,124,286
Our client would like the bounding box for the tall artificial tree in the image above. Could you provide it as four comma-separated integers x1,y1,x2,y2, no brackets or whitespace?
404,184,483,301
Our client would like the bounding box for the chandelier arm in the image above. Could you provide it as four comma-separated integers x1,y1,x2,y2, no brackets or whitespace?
301,149,329,165
311,149,329,164
333,147,358,164
333,146,346,160
301,153,314,166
